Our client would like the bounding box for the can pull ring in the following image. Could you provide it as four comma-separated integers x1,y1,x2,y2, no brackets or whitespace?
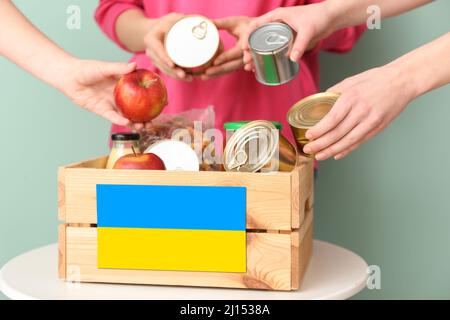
265,32,289,46
228,150,248,171
192,21,208,40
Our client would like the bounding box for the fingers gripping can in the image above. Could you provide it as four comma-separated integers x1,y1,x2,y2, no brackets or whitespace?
223,120,298,173
287,92,341,157
248,22,299,86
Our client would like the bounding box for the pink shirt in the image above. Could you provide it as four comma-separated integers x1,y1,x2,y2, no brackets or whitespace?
96,0,364,141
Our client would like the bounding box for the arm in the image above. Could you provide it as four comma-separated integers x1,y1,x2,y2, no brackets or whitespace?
304,32,450,160
326,0,433,31
0,0,137,127
0,0,75,91
243,0,432,66
95,1,190,80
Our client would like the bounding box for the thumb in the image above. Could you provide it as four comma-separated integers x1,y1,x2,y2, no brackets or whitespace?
101,106,131,127
289,28,312,62
100,61,137,78
213,17,236,32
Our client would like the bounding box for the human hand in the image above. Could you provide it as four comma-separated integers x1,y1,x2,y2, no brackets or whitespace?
202,16,252,80
143,13,192,81
242,3,334,71
303,66,417,160
62,59,148,130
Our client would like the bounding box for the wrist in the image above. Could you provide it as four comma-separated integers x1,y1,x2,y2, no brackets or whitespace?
55,55,82,96
40,50,78,93
383,60,422,104
322,0,349,33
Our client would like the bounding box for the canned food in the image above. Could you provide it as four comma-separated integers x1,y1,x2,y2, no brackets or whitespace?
224,120,282,142
287,92,340,157
223,120,297,173
248,22,299,86
145,140,200,171
165,16,221,75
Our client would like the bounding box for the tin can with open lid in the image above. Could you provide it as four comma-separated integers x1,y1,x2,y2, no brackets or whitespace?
165,15,221,75
248,22,299,86
223,120,297,173
224,120,282,141
287,92,340,157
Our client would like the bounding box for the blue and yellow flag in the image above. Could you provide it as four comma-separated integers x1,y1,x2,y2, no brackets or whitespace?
96,185,247,273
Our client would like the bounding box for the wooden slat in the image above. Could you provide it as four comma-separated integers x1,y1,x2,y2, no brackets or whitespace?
291,208,313,290
65,156,108,169
66,227,293,291
291,166,300,228
297,222,313,289
57,167,66,221
61,158,296,230
58,224,67,279
291,157,314,229
298,156,314,221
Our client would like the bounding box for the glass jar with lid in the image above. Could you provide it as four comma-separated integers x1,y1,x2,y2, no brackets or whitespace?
106,133,140,169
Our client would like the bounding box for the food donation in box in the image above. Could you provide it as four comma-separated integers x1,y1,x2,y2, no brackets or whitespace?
57,22,340,290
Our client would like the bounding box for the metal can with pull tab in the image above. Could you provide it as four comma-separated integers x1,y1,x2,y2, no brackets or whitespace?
248,22,299,86
223,120,298,173
287,92,341,157
165,15,221,75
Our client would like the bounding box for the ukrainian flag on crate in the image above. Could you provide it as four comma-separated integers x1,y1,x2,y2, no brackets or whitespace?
96,185,247,272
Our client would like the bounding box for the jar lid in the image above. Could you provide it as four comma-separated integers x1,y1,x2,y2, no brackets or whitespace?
144,140,199,172
287,92,340,129
224,121,282,131
111,133,140,141
165,16,220,68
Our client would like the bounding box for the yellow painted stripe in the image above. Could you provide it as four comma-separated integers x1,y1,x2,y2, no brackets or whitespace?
98,228,247,273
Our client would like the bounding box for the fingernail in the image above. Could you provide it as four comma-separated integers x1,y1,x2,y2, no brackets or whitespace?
316,153,326,161
291,50,300,62
177,71,185,78
303,146,312,154
305,132,313,140
213,59,222,66
334,155,341,160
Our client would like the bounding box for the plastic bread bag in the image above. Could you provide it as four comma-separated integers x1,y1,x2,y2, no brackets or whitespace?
139,106,223,171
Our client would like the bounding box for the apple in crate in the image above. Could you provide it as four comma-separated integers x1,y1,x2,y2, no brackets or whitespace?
114,69,168,122
113,153,166,170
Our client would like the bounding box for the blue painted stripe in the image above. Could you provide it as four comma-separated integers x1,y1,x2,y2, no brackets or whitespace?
96,184,246,231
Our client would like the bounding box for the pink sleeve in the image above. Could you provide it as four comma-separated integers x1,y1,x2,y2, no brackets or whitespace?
94,0,144,51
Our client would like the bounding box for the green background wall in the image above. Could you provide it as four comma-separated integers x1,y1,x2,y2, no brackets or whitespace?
0,1,449,299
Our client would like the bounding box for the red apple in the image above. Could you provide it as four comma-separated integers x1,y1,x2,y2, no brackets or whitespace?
114,69,168,122
113,153,166,170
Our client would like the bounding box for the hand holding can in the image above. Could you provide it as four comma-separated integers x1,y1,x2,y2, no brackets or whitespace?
143,13,193,81
247,22,299,86
165,15,222,76
242,4,334,71
201,16,253,80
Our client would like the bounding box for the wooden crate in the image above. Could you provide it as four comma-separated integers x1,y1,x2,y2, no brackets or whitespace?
58,156,314,291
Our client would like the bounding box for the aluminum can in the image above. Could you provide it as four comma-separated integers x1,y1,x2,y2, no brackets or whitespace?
165,16,221,75
248,22,299,86
223,120,297,173
287,92,340,157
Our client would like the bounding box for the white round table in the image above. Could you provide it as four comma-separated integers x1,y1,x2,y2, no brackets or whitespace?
0,240,368,300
